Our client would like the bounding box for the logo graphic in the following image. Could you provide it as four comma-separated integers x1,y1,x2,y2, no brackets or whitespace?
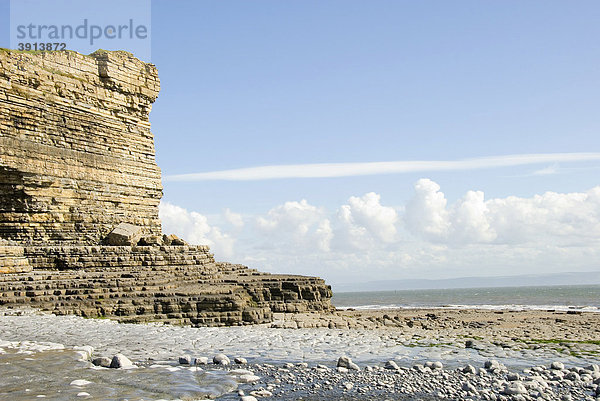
10,0,151,61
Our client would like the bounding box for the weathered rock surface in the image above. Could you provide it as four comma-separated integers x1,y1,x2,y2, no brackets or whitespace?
0,243,32,274
0,49,333,325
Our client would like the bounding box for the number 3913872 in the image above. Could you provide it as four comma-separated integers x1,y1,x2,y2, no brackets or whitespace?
17,43,67,51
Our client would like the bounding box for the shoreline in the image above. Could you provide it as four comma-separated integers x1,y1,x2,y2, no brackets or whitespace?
1,307,599,400
334,304,600,313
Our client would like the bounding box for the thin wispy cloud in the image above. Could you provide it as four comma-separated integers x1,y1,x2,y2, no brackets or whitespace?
165,152,600,182
532,164,560,176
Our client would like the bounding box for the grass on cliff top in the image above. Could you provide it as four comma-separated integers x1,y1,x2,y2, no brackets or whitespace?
90,49,134,57
0,47,131,58
43,66,80,80
1,48,89,83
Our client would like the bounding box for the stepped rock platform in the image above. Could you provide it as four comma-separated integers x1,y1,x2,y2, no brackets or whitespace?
0,49,332,326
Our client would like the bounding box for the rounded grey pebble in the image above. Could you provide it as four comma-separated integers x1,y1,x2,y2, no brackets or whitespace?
462,364,477,374
213,353,230,366
92,357,111,368
195,357,208,365
502,382,527,395
507,373,520,381
178,355,192,365
462,382,478,394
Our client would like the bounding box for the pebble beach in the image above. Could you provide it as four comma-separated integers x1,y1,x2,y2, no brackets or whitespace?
1,307,599,400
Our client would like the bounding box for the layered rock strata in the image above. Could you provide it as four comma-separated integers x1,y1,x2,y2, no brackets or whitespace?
0,242,31,274
0,49,162,244
0,49,333,325
0,245,332,326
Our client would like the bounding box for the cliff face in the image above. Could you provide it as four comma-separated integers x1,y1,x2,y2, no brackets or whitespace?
0,49,333,325
0,50,162,245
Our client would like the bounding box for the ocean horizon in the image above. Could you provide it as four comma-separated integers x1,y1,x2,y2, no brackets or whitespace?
331,284,600,312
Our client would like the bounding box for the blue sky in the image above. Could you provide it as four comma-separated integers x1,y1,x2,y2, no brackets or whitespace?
2,1,600,286
148,1,600,209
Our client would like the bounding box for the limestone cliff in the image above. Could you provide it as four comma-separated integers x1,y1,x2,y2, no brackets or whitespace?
0,49,162,244
0,49,333,325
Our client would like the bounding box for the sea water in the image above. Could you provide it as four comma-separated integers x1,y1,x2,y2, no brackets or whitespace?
331,284,600,312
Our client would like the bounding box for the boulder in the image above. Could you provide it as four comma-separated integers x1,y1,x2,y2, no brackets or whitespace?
105,223,143,246
238,374,260,383
565,372,580,381
138,235,163,246
484,359,501,371
110,353,134,369
163,234,187,246
70,380,92,387
462,364,477,374
195,357,209,365
213,353,230,366
337,356,359,371
426,361,443,370
179,355,193,365
462,382,478,394
73,345,94,361
507,373,520,381
502,383,527,395
92,357,112,368
250,389,273,397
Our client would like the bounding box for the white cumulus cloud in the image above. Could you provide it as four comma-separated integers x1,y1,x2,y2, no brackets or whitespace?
159,202,235,259
224,208,244,229
404,178,450,241
334,192,398,250
450,190,496,243
486,187,600,245
404,179,600,247
256,199,332,251
159,183,600,284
